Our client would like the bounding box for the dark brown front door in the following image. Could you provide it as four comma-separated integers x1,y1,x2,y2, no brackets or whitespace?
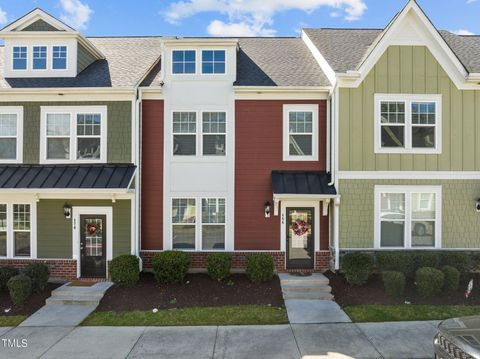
286,208,314,269
80,215,106,278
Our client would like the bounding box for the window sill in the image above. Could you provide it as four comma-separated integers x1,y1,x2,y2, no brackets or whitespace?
374,148,441,155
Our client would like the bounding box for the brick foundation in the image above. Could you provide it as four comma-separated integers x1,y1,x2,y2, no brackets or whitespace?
0,259,77,281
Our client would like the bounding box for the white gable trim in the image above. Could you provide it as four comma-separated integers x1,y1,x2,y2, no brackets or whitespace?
301,30,336,86
1,8,75,32
337,1,476,90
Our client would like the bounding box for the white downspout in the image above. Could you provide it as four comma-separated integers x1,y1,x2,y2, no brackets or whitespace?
134,87,142,266
334,196,341,270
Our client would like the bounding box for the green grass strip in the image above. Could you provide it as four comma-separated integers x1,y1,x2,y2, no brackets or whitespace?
345,305,480,323
82,305,288,326
0,315,27,327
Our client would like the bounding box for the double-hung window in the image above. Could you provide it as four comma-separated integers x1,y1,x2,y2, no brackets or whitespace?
375,94,441,153
375,186,441,249
283,104,318,161
33,46,47,70
202,50,225,74
173,112,196,155
13,46,27,70
0,107,23,163
202,112,226,155
172,199,196,249
0,202,35,258
202,198,225,249
41,107,107,163
172,50,196,74
52,46,67,70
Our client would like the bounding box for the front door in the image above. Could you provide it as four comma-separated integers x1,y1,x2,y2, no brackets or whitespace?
80,215,107,278
286,208,314,269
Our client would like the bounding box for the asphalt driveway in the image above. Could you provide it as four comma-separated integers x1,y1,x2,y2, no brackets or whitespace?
0,321,439,359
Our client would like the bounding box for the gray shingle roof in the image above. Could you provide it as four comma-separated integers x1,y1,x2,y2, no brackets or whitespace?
0,37,162,88
236,38,330,86
439,31,480,73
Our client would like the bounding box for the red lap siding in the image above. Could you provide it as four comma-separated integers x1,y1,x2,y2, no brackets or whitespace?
235,100,328,250
141,100,164,250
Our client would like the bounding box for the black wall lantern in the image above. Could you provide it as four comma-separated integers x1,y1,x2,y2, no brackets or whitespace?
264,201,271,218
476,199,480,213
63,203,72,219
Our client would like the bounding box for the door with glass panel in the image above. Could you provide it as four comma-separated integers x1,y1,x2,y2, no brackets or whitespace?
286,208,314,269
80,215,106,277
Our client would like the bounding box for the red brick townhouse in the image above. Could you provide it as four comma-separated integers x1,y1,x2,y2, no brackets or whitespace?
139,38,338,272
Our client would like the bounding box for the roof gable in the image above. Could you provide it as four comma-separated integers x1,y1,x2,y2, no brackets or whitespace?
21,19,60,32
2,8,74,32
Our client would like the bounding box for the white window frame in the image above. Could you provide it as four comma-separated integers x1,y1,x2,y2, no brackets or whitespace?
51,45,68,71
172,111,197,156
374,94,442,154
201,111,226,156
171,49,197,75
0,201,37,259
12,45,28,71
32,45,48,71
171,197,227,251
0,107,23,164
40,106,107,164
201,49,227,75
283,104,319,161
374,185,442,250
201,198,226,250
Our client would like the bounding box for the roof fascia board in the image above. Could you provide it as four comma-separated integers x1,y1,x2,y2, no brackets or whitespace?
233,86,331,93
161,39,238,46
1,8,75,32
301,30,336,86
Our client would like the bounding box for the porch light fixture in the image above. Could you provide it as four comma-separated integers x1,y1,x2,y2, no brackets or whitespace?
476,199,480,213
264,201,271,218
63,203,72,219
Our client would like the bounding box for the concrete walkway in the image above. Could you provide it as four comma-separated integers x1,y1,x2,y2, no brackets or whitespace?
0,321,440,359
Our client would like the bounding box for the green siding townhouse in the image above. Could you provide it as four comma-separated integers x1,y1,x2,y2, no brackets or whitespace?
303,0,480,268
0,9,160,279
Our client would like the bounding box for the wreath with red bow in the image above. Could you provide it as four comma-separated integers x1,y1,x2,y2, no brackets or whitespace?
87,223,98,235
292,219,309,236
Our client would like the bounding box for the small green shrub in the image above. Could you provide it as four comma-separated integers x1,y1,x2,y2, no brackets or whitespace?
415,267,444,297
442,265,460,292
245,253,275,283
206,253,232,281
413,252,438,270
0,267,19,291
341,253,373,286
440,252,470,274
22,263,49,292
382,271,406,298
7,274,32,307
376,252,415,276
110,254,140,288
152,251,190,284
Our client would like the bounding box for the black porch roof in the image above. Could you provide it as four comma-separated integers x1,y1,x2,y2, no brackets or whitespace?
272,171,337,195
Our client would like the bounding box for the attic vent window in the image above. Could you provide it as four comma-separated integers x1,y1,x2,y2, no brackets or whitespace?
52,46,67,70
33,46,47,70
12,46,27,70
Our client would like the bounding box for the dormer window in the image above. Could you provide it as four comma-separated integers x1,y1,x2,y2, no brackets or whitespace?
52,46,67,70
12,46,27,70
202,50,225,74
33,46,47,70
172,50,196,74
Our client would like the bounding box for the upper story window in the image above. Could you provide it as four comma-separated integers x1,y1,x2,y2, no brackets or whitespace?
33,46,47,70
283,104,319,161
0,107,23,163
12,46,27,70
172,50,196,74
202,112,226,155
40,106,107,163
52,46,67,70
202,50,225,74
173,112,196,155
374,94,442,154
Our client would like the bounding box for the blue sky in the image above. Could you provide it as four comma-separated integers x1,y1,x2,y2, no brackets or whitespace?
0,0,478,37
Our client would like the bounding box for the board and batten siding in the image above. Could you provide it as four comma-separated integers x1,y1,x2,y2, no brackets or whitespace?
339,45,480,172
37,199,131,258
339,179,480,249
0,101,132,164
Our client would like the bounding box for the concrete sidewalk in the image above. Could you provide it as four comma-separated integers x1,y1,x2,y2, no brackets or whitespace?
0,321,439,359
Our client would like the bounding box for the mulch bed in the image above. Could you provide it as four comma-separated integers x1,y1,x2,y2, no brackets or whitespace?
0,283,61,316
326,270,480,307
96,273,284,312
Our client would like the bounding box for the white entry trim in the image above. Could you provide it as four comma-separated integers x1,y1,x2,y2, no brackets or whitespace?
72,206,113,278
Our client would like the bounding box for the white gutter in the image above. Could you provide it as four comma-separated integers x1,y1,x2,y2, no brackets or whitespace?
233,86,331,93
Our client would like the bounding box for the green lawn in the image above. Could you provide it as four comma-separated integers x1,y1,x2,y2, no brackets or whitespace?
82,305,288,326
0,316,27,327
345,305,480,323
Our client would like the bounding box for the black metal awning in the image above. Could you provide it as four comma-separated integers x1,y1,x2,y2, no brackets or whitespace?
0,164,136,189
272,171,337,196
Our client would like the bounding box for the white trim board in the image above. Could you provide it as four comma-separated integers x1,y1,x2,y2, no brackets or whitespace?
338,171,480,180
0,106,23,164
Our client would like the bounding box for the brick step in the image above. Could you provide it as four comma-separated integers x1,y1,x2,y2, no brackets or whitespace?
281,284,332,293
283,291,334,300
46,295,101,306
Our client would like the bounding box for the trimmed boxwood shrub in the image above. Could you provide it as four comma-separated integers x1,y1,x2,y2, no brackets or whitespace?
440,252,470,274
382,271,406,298
442,265,460,292
245,253,275,283
152,251,190,284
7,274,32,307
22,263,49,292
413,252,438,271
110,254,140,288
0,267,19,291
377,252,415,276
341,253,373,286
206,253,232,281
415,267,444,297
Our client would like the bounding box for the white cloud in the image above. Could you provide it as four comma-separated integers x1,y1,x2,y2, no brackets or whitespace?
452,29,475,35
164,0,367,37
467,0,478,4
0,8,7,25
330,11,341,18
59,0,92,30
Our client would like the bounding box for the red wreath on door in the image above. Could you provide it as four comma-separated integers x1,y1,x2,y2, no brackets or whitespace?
87,223,98,235
292,219,309,236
